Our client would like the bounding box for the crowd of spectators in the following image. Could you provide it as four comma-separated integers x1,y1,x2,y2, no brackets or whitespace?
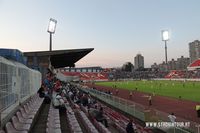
109,69,168,80
51,83,110,128
37,69,110,128
108,69,200,80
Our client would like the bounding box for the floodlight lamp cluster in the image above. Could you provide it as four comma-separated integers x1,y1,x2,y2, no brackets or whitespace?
47,18,57,34
162,30,169,41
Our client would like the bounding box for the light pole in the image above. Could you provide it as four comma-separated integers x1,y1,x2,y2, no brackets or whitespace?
162,30,169,70
47,18,57,51
47,18,57,70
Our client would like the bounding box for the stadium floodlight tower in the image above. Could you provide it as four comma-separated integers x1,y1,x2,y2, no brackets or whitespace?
47,18,57,51
162,30,169,68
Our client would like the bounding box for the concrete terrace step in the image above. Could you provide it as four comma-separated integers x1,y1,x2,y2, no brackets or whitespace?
30,103,50,133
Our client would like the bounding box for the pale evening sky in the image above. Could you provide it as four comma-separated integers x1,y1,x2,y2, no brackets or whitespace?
0,0,200,68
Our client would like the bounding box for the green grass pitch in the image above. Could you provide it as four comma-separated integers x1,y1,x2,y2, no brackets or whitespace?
96,80,200,102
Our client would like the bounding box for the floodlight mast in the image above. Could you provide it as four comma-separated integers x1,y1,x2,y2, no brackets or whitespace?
162,30,169,70
47,18,57,71
47,18,57,51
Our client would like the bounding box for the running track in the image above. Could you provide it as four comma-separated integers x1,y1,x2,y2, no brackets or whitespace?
86,84,200,124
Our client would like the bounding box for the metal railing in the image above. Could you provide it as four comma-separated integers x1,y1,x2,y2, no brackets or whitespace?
0,57,41,127
80,86,199,133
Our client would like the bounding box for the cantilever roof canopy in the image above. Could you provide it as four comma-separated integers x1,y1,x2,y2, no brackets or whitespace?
24,48,94,68
50,48,94,68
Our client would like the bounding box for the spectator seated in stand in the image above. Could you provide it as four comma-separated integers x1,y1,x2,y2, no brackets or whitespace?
37,84,45,98
126,119,135,133
44,85,51,104
81,94,89,107
95,107,109,128
88,105,99,116
52,90,67,109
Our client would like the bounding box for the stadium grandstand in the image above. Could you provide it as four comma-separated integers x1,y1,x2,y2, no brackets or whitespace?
187,58,200,70
60,67,109,82
165,70,186,79
1,48,200,133
0,48,163,133
165,58,200,79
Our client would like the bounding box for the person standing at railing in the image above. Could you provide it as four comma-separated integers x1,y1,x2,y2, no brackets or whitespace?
115,88,119,95
196,105,200,117
44,71,54,94
148,94,152,106
168,112,176,123
129,91,133,99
